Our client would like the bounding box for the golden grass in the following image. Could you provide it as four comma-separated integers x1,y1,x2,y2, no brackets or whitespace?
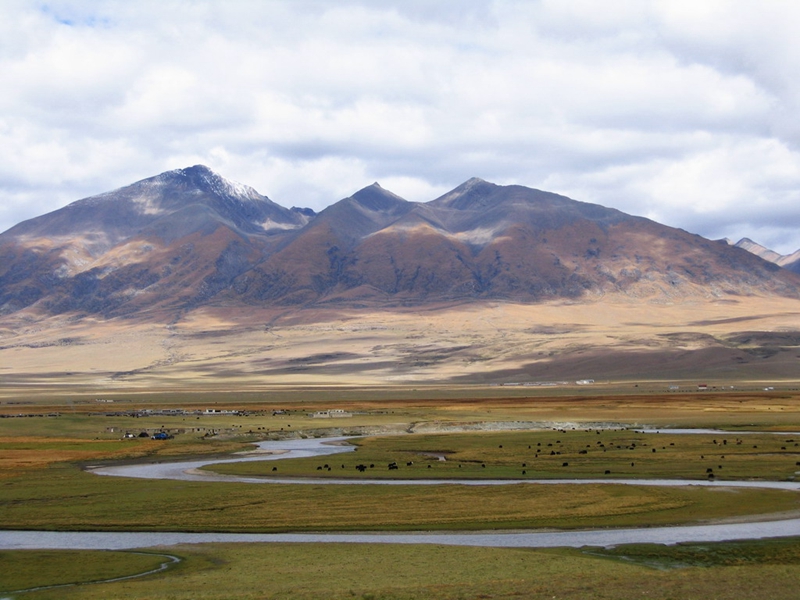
1,295,799,389
0,437,158,474
1,393,799,532
0,434,250,480
2,460,798,533
2,392,800,598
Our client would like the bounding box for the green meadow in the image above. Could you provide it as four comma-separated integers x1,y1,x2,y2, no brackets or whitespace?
210,429,800,481
2,391,800,598
4,458,798,532
4,539,800,600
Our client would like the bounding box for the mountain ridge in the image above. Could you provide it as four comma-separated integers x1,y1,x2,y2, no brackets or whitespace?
1,165,799,319
732,237,800,274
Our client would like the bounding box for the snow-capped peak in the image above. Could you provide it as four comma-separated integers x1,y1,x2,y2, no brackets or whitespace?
178,165,265,203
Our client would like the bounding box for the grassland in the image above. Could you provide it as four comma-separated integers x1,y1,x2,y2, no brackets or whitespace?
4,459,800,532
0,392,799,529
2,393,800,532
0,550,174,595
209,429,800,482
2,296,800,388
2,390,800,598
5,539,800,599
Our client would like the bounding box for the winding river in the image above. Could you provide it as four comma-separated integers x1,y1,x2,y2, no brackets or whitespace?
89,435,800,491
4,431,800,551
3,519,800,550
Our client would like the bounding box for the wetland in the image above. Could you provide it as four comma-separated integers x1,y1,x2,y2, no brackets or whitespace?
3,389,800,598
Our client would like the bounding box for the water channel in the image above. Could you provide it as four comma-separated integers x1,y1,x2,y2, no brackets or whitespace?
3,519,800,550
4,430,800,550
89,435,800,491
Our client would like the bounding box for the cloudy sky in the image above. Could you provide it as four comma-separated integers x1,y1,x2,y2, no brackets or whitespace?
2,1,800,253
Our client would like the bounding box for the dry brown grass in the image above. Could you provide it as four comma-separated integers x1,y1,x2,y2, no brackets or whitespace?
3,391,800,433
1,295,799,391
0,436,159,476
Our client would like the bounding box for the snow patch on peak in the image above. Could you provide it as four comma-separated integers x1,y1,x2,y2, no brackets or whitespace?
182,165,265,203
211,175,260,201
149,165,264,203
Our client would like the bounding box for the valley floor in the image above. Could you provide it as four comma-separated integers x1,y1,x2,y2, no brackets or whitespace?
1,295,800,391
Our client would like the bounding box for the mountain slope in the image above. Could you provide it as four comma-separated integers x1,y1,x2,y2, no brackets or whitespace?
734,238,800,274
0,166,310,316
231,178,798,306
1,168,798,319
233,183,415,304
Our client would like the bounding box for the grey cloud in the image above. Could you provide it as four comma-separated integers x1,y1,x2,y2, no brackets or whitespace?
1,0,799,254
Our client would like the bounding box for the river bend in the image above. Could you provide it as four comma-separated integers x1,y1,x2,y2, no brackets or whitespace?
7,431,796,551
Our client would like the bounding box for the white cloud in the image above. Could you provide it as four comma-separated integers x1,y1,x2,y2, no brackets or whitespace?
1,0,799,254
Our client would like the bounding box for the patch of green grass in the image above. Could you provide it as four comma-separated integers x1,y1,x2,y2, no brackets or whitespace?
12,539,800,599
209,429,800,481
0,549,175,593
0,461,798,532
587,537,800,569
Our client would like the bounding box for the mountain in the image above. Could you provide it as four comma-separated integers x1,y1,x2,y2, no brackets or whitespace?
234,177,799,306
0,165,311,316
1,166,799,320
4,167,800,386
733,238,800,274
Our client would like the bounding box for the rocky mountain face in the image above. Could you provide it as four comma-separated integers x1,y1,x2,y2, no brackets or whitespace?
1,166,799,319
733,238,800,274
0,166,311,316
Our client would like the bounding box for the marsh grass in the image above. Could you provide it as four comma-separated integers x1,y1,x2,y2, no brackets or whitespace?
588,537,800,570
11,539,800,599
0,550,172,593
0,433,253,479
2,427,800,532
1,461,797,532
210,429,800,482
3,397,800,597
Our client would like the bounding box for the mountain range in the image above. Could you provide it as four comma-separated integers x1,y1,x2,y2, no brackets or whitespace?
2,165,800,386
730,238,800,273
1,164,798,320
